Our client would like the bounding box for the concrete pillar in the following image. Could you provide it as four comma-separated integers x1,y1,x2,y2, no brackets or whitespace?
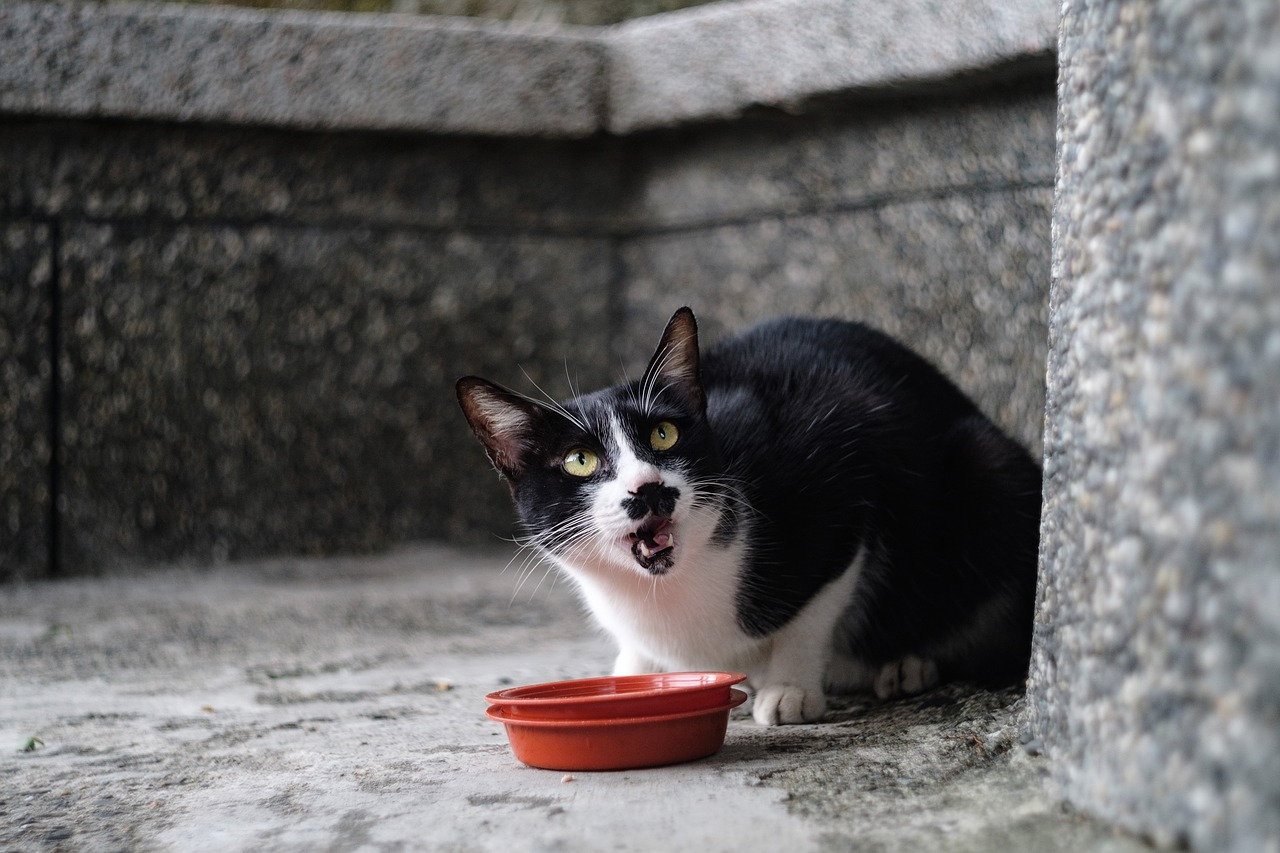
1029,0,1280,850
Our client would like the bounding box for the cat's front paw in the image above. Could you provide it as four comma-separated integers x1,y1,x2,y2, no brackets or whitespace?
612,647,662,676
752,684,826,725
873,655,939,700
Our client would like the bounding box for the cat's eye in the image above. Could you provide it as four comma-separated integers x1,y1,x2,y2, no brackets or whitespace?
562,447,599,478
649,421,680,452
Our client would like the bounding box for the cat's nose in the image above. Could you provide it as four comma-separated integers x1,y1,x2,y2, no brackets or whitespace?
623,481,680,520
631,481,665,502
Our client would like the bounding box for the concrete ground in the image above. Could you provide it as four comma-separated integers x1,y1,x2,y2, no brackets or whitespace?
2,545,1152,852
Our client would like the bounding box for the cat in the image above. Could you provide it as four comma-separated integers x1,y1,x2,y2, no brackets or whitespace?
456,307,1042,725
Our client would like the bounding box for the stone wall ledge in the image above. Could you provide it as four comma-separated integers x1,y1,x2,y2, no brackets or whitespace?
0,0,1056,137
0,2,606,136
605,0,1058,134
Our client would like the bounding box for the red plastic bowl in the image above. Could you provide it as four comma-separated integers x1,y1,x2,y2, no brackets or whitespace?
488,689,748,771
485,671,747,721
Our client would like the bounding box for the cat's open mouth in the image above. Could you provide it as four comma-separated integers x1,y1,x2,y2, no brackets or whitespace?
628,517,675,574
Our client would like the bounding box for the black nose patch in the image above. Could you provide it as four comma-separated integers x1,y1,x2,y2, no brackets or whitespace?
623,482,680,520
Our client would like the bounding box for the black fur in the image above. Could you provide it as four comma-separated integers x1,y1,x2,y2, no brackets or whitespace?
458,309,1042,689
701,316,1042,685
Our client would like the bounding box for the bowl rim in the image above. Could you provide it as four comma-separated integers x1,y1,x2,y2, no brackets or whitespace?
486,688,748,728
485,671,747,708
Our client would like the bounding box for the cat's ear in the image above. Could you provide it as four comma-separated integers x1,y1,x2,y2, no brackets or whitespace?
456,376,544,483
642,307,705,412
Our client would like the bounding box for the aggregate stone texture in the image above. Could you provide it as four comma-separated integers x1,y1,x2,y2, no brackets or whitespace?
0,223,53,581
619,187,1052,458
624,82,1056,230
0,123,58,217
606,0,1058,133
1,546,1155,852
0,2,605,136
1029,0,1280,850
12,120,632,233
56,223,614,572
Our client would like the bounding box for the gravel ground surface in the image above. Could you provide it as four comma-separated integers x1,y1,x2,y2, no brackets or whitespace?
2,545,1152,852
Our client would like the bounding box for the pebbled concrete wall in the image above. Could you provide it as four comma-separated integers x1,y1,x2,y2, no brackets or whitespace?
1028,0,1280,850
2,122,625,575
0,1,1055,578
0,222,53,575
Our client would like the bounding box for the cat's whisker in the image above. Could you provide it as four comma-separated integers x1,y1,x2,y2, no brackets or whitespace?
506,510,602,603
618,358,643,410
508,556,540,593
687,474,756,520
640,372,688,419
527,559,561,600
563,358,583,403
516,366,590,433
691,473,751,498
508,546,555,605
639,342,685,414
530,517,595,558
502,542,559,605
501,533,549,565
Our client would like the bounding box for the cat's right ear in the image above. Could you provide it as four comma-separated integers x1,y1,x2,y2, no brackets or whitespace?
456,377,543,483
643,306,706,412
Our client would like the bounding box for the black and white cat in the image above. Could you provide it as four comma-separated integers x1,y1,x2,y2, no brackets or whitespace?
457,308,1041,725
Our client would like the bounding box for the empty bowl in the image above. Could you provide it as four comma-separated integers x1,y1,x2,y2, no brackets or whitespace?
488,688,748,771
485,671,747,721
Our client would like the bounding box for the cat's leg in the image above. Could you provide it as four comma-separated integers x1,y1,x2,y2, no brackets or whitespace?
825,649,876,694
752,559,863,726
872,655,939,700
612,645,662,676
753,657,827,725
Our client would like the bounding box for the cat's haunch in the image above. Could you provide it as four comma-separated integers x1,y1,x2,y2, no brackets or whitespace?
457,307,1041,726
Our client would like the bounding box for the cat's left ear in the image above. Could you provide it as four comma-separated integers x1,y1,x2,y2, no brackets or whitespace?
456,376,545,484
642,307,705,412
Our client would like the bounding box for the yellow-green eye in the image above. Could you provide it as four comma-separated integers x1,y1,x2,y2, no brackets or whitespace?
562,447,599,478
649,421,679,451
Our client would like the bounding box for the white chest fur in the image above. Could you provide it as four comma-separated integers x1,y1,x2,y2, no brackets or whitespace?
556,538,771,676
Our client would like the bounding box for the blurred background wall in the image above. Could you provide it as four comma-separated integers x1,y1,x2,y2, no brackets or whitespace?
0,0,1055,579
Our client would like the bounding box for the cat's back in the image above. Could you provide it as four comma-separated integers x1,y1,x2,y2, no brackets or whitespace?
694,317,1041,677
700,316,976,422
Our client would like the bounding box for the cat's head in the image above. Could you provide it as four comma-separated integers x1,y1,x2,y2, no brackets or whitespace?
456,307,724,579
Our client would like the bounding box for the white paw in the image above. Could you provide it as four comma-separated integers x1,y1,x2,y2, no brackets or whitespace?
752,684,827,725
612,647,661,676
873,655,939,700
